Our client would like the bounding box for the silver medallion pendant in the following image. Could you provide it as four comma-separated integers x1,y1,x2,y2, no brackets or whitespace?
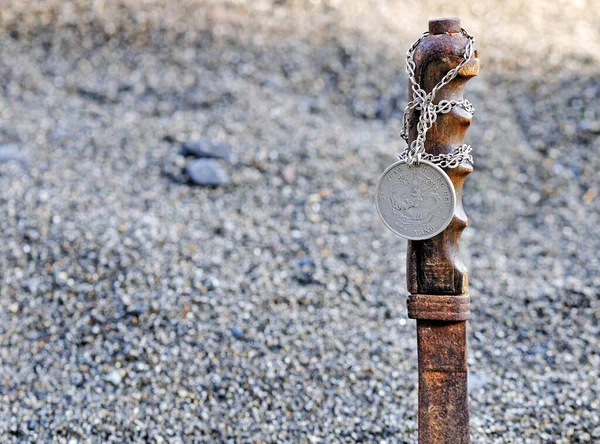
375,160,456,240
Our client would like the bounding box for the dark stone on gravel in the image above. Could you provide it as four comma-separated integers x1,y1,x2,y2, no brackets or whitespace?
126,304,148,316
185,159,230,186
181,138,232,160
230,327,245,339
293,256,317,285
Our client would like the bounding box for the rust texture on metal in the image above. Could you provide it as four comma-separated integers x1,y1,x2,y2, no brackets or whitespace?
405,17,479,444
407,294,470,321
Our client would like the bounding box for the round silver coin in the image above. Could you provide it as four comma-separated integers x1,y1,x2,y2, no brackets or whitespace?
375,160,456,240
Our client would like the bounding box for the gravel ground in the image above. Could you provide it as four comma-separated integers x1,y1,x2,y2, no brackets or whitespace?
0,1,599,442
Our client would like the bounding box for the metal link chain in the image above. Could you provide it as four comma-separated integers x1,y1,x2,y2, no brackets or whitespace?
398,28,475,167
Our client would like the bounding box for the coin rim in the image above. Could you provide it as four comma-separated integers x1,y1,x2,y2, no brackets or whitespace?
375,159,456,241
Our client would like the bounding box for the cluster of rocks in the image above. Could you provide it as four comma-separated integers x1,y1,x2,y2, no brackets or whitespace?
162,138,232,187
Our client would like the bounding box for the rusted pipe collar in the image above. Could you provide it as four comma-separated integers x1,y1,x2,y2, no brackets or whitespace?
407,294,470,321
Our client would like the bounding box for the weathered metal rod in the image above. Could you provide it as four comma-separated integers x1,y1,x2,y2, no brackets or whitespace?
405,17,479,443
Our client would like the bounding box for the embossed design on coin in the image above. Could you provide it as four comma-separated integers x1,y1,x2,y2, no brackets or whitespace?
375,160,456,240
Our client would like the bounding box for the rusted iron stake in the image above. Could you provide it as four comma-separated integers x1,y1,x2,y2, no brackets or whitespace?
405,18,479,443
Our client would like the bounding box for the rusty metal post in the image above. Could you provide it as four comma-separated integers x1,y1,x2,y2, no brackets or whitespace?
405,18,479,443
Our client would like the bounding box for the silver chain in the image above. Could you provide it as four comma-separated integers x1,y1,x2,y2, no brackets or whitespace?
398,28,475,167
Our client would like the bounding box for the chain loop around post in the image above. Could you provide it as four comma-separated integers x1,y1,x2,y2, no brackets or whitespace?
398,28,475,168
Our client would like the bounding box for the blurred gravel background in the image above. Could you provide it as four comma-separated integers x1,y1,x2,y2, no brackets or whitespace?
0,1,599,442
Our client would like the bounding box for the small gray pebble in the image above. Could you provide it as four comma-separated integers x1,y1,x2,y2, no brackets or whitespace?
578,120,600,134
186,159,230,186
105,370,122,386
293,257,316,284
281,166,296,184
126,304,148,316
230,327,245,340
181,139,232,160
